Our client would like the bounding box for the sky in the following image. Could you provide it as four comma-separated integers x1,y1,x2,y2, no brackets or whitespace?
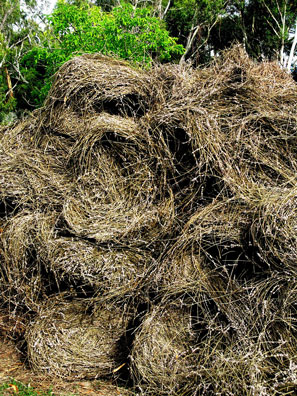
42,0,57,14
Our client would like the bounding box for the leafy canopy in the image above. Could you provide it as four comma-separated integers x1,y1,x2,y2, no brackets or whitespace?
16,0,184,108
48,0,184,64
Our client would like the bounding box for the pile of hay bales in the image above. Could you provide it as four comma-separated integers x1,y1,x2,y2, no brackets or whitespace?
1,46,297,395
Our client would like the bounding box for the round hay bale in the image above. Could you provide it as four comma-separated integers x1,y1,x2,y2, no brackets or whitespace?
43,54,155,120
146,45,297,205
43,236,154,300
188,45,297,194
62,145,174,245
131,300,279,395
26,299,133,380
179,198,254,281
157,252,204,294
38,54,194,218
131,303,199,395
0,146,71,214
250,186,297,272
159,199,258,338
0,210,59,311
0,112,38,151
0,149,28,216
195,339,277,395
39,101,176,246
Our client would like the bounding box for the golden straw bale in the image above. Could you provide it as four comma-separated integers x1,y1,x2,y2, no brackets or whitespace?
181,199,252,275
0,210,59,311
62,147,174,245
0,111,39,151
43,236,154,300
26,299,133,380
66,112,153,169
43,54,155,119
162,199,258,337
131,300,291,395
190,46,297,194
146,45,297,202
0,146,71,213
249,186,297,271
156,252,205,295
131,303,199,395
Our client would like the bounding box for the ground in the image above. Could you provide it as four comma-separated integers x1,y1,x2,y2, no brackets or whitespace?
0,337,132,396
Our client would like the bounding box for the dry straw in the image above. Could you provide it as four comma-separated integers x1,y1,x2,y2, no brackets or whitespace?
42,236,154,301
44,54,155,118
26,298,133,379
0,210,59,311
131,302,200,395
248,185,297,272
1,46,297,393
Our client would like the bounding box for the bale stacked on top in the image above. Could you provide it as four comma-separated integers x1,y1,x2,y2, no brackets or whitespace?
0,46,297,394
42,236,154,301
37,56,175,247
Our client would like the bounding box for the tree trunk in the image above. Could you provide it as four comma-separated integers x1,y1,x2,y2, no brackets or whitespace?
180,24,201,63
4,67,14,99
287,19,297,72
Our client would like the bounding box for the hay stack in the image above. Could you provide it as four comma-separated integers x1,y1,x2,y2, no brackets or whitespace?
248,186,297,272
36,55,176,246
0,146,70,215
156,251,205,295
1,46,297,391
181,199,254,280
26,299,133,379
188,46,297,195
146,46,297,209
61,145,174,245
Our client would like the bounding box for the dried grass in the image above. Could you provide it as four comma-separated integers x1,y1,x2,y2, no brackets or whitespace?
131,302,200,395
44,54,155,118
42,236,154,301
248,185,297,272
26,298,133,380
1,46,297,392
0,210,58,311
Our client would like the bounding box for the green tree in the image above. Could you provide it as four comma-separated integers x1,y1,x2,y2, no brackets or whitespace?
0,0,46,121
16,0,184,108
209,0,297,65
165,0,227,63
48,0,183,64
95,0,119,12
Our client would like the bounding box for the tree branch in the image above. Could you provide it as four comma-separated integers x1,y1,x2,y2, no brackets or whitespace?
287,18,297,71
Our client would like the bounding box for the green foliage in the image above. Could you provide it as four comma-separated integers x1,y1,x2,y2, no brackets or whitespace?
210,0,297,61
0,89,17,124
15,0,184,107
244,0,297,60
165,0,197,42
165,0,226,62
166,0,225,40
0,380,55,396
0,0,46,119
48,1,184,65
17,47,54,108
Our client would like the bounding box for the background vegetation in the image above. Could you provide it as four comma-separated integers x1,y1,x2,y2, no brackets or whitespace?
1,0,297,122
